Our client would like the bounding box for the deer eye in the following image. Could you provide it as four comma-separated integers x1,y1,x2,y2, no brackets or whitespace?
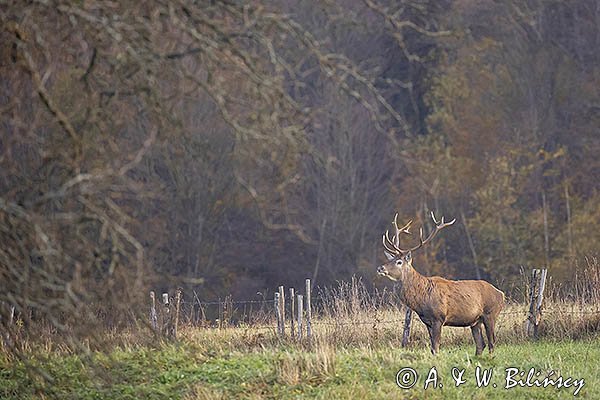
395,259,403,266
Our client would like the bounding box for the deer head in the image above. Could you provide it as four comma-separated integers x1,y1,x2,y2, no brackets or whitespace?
377,211,455,281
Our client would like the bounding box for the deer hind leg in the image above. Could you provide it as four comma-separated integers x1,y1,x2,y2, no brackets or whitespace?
470,321,486,356
482,315,497,354
426,321,443,355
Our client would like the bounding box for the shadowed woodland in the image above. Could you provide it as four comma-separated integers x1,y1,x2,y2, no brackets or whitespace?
0,0,599,346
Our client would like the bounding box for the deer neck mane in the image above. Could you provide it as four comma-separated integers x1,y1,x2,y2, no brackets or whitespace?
398,265,432,312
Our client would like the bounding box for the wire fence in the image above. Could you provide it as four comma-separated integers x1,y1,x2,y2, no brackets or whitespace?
3,270,599,346
141,265,600,340
154,291,600,331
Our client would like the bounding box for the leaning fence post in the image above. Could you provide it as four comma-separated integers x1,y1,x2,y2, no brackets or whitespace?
275,292,282,336
534,269,547,338
289,288,295,338
526,268,547,338
297,294,304,341
150,291,158,330
278,286,286,337
305,278,312,340
402,307,412,347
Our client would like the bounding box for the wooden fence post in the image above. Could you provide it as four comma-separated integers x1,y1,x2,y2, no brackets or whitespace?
162,292,170,337
228,295,232,326
275,292,282,336
305,278,312,340
218,297,223,329
526,269,539,337
526,268,548,338
222,295,232,327
289,288,295,338
534,268,547,338
278,286,285,337
222,297,227,328
297,294,303,341
150,291,158,330
174,289,182,339
401,307,412,347
192,291,202,326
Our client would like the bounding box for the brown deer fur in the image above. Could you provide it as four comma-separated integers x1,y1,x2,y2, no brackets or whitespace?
377,214,505,355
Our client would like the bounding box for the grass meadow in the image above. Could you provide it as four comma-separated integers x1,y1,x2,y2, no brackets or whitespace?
2,334,598,399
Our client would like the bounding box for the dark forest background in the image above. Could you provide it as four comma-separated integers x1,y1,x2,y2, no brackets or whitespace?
1,0,598,323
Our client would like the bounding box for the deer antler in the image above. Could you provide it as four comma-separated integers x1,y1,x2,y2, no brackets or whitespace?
402,211,456,253
383,211,455,255
382,213,412,256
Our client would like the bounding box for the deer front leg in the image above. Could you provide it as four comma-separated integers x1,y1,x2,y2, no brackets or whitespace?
426,321,442,355
483,315,497,354
471,321,486,356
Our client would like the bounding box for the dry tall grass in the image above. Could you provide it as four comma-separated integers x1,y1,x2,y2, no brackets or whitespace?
3,259,600,359
177,259,600,357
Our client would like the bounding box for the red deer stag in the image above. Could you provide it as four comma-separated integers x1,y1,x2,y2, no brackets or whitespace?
377,212,504,355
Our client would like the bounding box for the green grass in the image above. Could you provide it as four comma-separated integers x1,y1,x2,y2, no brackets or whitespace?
1,336,597,399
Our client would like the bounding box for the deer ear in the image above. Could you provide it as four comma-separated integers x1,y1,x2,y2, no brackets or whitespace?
404,251,412,261
384,250,395,261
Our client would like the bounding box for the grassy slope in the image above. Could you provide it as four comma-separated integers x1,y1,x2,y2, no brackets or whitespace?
1,338,597,400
